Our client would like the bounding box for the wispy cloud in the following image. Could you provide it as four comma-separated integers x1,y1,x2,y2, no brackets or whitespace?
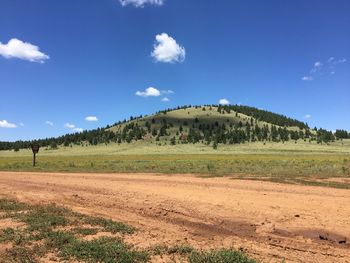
72,128,83,132
64,123,75,129
219,98,230,105
161,97,170,102
119,0,164,7
0,120,17,128
304,114,312,119
302,76,313,81
302,57,346,81
45,121,54,126
64,122,83,133
161,90,174,95
85,116,98,122
151,33,185,63
0,38,49,63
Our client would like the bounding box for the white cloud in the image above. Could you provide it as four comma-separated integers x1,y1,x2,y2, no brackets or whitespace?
0,38,49,63
304,114,312,119
72,128,83,133
119,0,164,7
219,98,230,105
302,76,313,81
136,87,161,97
161,97,170,102
64,123,76,129
161,90,174,95
0,120,17,128
85,116,98,122
151,33,185,63
45,121,54,126
64,122,83,133
314,61,322,67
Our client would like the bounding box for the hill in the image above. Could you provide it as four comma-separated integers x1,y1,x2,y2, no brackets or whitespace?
0,105,348,151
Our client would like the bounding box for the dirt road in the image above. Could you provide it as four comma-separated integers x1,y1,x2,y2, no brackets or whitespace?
0,171,349,262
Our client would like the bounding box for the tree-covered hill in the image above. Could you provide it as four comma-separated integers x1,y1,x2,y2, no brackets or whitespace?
1,105,348,151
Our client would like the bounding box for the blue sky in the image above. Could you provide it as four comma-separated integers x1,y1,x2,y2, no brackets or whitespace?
1,0,349,141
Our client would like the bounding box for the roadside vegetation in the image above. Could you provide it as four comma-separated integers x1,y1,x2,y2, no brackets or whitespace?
0,198,257,263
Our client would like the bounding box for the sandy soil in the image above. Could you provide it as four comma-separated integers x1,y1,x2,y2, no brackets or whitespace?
0,171,349,263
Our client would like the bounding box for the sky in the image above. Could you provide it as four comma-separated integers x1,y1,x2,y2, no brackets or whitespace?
1,0,349,141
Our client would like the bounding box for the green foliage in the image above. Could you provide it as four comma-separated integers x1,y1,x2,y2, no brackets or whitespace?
167,244,194,255
45,231,76,249
189,249,257,263
0,199,28,212
82,215,135,234
335,129,349,139
22,204,70,231
59,237,150,263
0,198,144,263
72,227,100,236
5,246,38,263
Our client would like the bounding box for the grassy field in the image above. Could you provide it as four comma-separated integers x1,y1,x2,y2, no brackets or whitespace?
0,198,256,263
1,140,350,189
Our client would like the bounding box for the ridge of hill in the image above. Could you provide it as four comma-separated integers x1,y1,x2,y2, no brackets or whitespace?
0,105,348,151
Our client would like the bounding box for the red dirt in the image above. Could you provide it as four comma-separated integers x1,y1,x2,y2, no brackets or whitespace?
0,171,350,263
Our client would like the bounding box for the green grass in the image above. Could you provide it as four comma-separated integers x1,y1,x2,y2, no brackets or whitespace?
189,249,257,263
0,199,145,263
82,215,135,234
0,198,258,263
59,236,150,263
1,140,350,189
1,152,349,177
72,227,100,236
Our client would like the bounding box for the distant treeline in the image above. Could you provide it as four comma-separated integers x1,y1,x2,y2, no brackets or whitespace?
0,128,115,151
0,105,348,151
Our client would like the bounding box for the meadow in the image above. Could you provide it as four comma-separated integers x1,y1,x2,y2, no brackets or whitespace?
1,140,349,189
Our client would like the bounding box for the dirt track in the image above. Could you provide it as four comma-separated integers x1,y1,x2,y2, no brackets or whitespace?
0,171,349,262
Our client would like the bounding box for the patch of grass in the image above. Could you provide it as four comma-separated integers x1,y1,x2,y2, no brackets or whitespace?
45,230,76,249
0,198,141,263
72,227,100,236
167,244,194,255
83,215,135,234
59,236,150,263
5,246,38,263
21,204,70,231
189,249,257,263
0,199,28,212
0,227,32,246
